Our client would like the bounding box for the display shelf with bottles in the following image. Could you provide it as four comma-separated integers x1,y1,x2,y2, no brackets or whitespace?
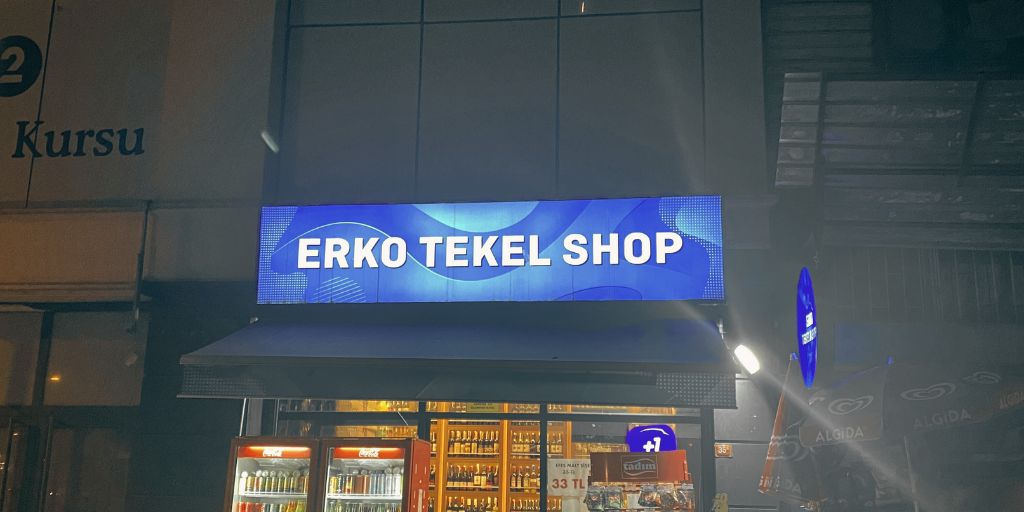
429,406,576,512
280,400,417,413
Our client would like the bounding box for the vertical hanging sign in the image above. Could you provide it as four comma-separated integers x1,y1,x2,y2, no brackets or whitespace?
796,267,817,388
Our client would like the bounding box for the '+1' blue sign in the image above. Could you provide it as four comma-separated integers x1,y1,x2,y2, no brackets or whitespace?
626,424,677,453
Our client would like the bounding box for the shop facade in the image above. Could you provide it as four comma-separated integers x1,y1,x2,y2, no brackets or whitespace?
0,1,781,512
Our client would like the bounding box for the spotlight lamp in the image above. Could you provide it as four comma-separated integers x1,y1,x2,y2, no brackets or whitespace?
733,344,761,375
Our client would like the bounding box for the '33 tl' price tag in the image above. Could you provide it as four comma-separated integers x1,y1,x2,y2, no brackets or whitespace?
548,459,590,512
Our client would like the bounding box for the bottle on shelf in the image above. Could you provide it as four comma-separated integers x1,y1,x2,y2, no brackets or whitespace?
237,499,307,512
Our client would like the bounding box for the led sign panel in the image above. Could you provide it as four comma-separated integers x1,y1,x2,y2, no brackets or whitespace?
257,196,722,304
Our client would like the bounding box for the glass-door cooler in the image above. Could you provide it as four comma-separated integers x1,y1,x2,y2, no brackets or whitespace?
227,437,319,512
319,438,430,512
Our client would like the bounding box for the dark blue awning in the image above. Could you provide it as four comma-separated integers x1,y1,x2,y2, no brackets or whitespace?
179,319,736,408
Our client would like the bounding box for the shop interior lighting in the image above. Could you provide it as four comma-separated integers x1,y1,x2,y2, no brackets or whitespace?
733,344,760,375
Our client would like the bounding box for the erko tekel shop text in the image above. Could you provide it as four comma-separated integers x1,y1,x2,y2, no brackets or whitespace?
295,232,685,270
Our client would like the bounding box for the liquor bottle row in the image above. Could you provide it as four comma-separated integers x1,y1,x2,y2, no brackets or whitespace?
235,500,306,512
510,498,556,512
279,400,337,412
327,468,404,496
448,430,500,455
326,503,401,512
510,432,563,455
443,497,500,512
238,470,310,494
508,404,539,414
428,497,561,512
508,465,540,490
446,464,499,489
279,400,414,412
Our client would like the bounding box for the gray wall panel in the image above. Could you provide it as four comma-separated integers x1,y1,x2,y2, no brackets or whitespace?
715,443,779,508
560,0,700,16
559,12,704,198
715,378,776,442
280,25,421,204
703,0,767,195
425,0,556,21
291,0,421,25
418,20,557,201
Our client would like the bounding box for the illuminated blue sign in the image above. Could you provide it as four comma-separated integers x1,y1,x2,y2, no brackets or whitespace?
626,424,677,453
797,267,817,388
257,196,723,304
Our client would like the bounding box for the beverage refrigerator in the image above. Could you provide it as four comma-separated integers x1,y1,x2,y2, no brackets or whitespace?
226,438,430,512
226,437,320,512
317,438,431,512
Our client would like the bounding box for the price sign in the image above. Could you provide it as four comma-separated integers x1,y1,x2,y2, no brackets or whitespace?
547,459,590,497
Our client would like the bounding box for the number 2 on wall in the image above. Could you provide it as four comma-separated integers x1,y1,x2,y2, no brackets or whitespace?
0,45,27,84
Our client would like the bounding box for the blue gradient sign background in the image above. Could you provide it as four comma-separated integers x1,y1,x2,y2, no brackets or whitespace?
257,196,723,304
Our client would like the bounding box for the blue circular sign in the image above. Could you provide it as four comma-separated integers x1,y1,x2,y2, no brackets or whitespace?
0,35,43,97
797,267,817,388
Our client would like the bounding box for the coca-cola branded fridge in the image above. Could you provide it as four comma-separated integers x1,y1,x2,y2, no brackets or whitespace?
227,437,320,512
225,438,429,512
317,438,431,512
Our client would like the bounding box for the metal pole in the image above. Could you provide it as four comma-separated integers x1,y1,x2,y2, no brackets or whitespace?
416,401,430,441
36,416,54,512
238,398,249,437
129,200,152,334
698,408,716,512
0,417,13,511
903,436,920,512
539,404,549,512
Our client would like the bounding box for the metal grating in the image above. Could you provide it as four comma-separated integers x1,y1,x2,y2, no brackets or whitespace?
181,365,269,398
655,372,736,408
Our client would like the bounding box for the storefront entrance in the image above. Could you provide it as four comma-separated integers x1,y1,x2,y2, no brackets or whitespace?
264,401,709,512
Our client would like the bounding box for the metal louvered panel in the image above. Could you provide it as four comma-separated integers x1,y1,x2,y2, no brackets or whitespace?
655,372,737,409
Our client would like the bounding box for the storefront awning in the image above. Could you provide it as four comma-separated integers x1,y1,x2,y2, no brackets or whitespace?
179,319,736,408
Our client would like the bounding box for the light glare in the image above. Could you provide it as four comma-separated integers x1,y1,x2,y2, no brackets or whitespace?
734,344,760,375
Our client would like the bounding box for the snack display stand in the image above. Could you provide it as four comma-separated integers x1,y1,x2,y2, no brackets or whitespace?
585,452,694,512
